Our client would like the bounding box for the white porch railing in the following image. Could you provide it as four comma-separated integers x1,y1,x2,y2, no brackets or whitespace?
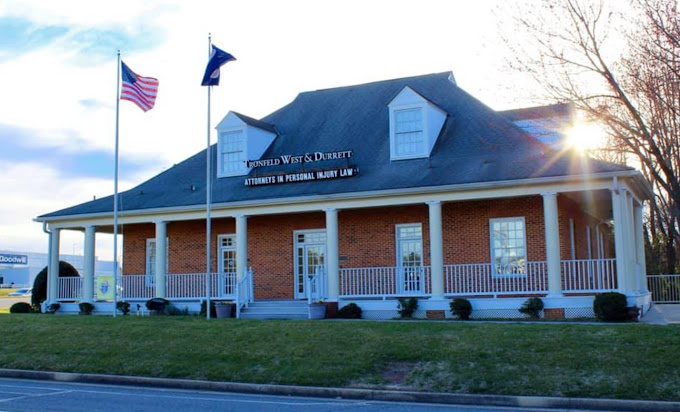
307,265,328,304
648,274,680,303
339,266,431,298
444,261,548,296
120,275,155,299
561,258,617,292
166,273,237,299
57,276,83,301
120,273,238,300
236,268,254,318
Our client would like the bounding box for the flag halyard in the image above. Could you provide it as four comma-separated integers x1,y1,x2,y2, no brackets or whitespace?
121,61,159,112
201,45,236,86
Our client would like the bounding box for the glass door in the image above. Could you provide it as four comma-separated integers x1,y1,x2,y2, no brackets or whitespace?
294,231,326,299
396,224,423,294
218,235,237,296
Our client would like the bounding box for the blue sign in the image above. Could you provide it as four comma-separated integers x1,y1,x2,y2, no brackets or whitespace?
0,254,28,265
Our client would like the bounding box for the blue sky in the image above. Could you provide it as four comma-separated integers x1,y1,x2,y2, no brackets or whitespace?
0,0,536,261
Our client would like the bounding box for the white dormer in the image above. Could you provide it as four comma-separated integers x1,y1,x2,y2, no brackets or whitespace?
388,87,447,161
215,112,277,177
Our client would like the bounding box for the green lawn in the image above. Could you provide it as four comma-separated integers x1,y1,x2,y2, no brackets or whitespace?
0,315,678,401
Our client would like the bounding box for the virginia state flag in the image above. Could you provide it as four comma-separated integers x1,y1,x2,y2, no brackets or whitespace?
201,45,236,86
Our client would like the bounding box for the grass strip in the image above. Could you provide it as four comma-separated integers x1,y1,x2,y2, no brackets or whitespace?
0,315,678,401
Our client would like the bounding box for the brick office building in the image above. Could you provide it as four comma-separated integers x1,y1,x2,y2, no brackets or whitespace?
37,72,652,318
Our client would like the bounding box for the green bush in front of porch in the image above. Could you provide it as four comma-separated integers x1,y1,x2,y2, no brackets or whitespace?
0,316,678,402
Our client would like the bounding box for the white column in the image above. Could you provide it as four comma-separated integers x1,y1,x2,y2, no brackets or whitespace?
82,226,96,302
624,192,637,292
155,221,167,297
611,189,628,293
236,215,248,280
542,192,562,297
48,228,61,303
427,201,445,299
325,208,339,301
634,201,648,293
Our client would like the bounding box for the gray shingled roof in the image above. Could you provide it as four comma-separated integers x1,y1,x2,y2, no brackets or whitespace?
40,72,632,219
499,103,572,121
232,111,277,134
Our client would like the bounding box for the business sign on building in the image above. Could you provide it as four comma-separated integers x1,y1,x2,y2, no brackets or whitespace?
0,254,28,265
244,150,357,187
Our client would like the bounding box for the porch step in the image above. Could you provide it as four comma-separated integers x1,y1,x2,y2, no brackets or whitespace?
239,300,309,320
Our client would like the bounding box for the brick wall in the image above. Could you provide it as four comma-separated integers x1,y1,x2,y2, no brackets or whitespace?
121,194,601,299
442,196,546,263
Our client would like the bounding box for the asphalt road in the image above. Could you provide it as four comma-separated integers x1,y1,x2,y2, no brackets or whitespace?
0,378,589,412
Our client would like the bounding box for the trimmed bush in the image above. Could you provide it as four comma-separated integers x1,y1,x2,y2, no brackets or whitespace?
199,300,217,318
450,298,473,320
78,302,95,315
519,297,544,319
337,303,362,319
166,304,185,316
593,292,628,322
10,302,32,314
146,297,170,314
32,261,80,306
397,297,418,318
116,301,131,315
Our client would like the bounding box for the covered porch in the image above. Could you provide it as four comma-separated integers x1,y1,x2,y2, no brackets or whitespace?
43,177,651,318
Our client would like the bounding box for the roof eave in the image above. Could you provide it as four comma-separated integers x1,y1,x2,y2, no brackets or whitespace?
35,169,645,224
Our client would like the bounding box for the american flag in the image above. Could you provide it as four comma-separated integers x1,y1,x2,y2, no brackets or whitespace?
120,61,158,112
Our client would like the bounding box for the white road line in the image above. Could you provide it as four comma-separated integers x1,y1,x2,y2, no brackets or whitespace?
0,391,37,396
0,383,64,392
72,388,367,407
0,390,73,403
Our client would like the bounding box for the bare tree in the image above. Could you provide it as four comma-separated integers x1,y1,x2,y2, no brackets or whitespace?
504,0,680,273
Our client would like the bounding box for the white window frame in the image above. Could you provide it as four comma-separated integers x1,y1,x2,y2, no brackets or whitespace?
392,107,426,159
394,223,424,268
293,229,327,299
145,238,168,286
217,128,247,177
489,217,527,277
217,234,237,275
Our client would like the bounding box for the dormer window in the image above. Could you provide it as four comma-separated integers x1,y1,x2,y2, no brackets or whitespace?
215,111,278,178
389,87,447,161
220,130,246,176
394,108,425,157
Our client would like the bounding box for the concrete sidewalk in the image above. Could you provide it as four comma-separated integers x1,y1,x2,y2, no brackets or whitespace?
640,304,680,325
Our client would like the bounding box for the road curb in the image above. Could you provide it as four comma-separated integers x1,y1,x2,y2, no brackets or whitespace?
0,368,678,411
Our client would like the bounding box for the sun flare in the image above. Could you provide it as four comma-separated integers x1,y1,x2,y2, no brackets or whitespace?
565,122,606,152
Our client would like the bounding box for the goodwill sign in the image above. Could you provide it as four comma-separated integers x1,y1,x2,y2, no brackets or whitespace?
0,254,28,265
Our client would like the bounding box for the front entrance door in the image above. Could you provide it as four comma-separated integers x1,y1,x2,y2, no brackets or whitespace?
396,224,424,294
294,230,326,299
218,235,237,296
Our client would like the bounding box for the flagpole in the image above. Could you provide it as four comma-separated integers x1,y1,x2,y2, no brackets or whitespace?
206,34,212,319
113,50,121,317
